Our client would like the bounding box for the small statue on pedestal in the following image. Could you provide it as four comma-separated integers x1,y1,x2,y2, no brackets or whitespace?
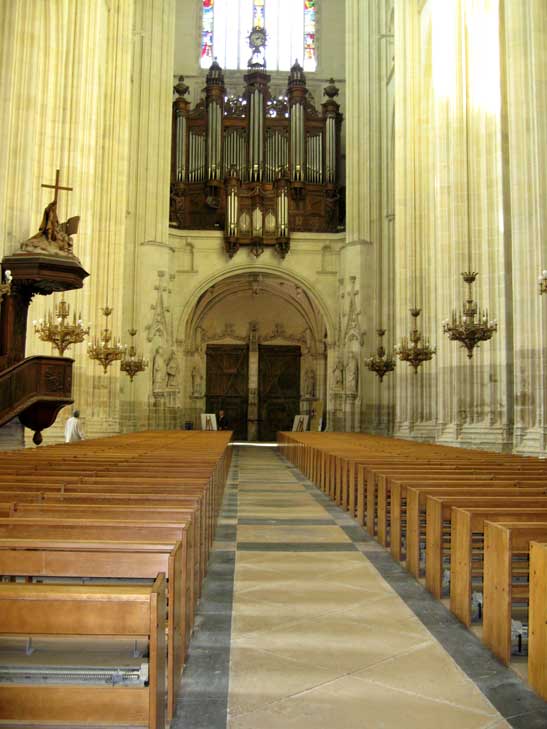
332,360,344,391
191,366,204,398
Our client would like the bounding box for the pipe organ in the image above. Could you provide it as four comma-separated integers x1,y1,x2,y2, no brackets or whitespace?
170,61,343,258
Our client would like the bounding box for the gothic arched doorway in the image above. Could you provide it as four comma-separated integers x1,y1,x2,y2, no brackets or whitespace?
182,271,328,441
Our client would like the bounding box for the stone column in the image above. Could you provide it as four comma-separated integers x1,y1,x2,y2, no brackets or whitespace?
0,0,135,444
344,0,382,431
503,0,547,453
392,0,419,436
393,0,510,450
121,0,177,432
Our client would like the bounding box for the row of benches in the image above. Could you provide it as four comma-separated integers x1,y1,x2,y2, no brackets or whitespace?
0,430,232,728
278,432,547,702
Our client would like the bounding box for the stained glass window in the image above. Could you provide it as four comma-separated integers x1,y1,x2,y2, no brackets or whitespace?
253,0,265,29
200,0,317,72
304,0,316,68
201,0,214,67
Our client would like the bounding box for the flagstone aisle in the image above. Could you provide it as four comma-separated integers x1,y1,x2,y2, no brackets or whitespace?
175,446,547,729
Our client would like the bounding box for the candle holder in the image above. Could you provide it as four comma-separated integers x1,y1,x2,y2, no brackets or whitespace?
87,307,124,373
364,329,396,382
442,272,497,359
120,329,148,382
33,296,90,356
395,309,436,373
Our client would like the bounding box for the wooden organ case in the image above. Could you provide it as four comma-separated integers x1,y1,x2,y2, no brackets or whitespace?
170,60,343,258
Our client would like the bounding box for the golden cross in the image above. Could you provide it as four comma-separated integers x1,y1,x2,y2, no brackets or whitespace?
41,169,72,205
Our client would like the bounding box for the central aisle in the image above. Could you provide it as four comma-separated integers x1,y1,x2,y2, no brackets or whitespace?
176,446,513,729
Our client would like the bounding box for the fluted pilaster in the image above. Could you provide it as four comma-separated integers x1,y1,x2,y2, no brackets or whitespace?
503,0,547,452
343,0,382,431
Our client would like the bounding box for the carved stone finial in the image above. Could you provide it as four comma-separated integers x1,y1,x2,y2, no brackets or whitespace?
174,75,189,97
207,58,224,85
324,78,339,99
288,59,306,87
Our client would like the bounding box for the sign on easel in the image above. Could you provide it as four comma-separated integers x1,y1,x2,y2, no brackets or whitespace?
201,413,218,431
292,414,309,432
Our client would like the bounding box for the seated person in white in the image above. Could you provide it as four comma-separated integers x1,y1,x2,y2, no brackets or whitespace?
64,410,85,443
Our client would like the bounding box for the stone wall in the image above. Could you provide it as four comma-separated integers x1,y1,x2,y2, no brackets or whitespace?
354,0,547,454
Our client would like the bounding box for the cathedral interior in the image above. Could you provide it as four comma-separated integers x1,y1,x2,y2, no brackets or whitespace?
1,0,545,455
0,1,547,728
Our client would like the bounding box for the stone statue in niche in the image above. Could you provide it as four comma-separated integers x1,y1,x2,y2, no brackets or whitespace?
21,201,79,257
166,351,179,389
304,368,316,398
191,366,203,397
152,347,167,393
332,360,344,391
346,354,359,394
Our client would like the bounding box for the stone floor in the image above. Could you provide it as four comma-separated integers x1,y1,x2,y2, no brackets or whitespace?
174,445,547,729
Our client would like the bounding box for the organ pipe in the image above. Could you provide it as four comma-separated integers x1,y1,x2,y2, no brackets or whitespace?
258,92,263,179
277,190,288,237
226,186,238,237
170,59,343,250
207,102,222,180
249,89,264,182
325,117,336,184
290,103,305,182
188,133,206,182
176,114,187,181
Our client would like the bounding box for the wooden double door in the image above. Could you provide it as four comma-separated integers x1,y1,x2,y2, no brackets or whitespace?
205,345,249,440
205,344,301,441
258,345,301,441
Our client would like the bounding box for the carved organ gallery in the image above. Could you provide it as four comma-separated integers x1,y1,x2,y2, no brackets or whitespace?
170,55,343,258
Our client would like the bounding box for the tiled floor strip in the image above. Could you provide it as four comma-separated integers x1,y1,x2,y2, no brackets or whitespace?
172,450,239,729
175,445,547,729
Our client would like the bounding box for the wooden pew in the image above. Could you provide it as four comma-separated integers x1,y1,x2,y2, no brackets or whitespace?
11,503,201,604
0,538,183,722
400,485,547,573
450,508,547,627
42,491,209,584
0,576,166,728
528,541,547,700
483,521,547,665
364,464,539,535
376,471,547,545
394,481,547,568
423,498,547,597
0,518,194,643
2,480,212,580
